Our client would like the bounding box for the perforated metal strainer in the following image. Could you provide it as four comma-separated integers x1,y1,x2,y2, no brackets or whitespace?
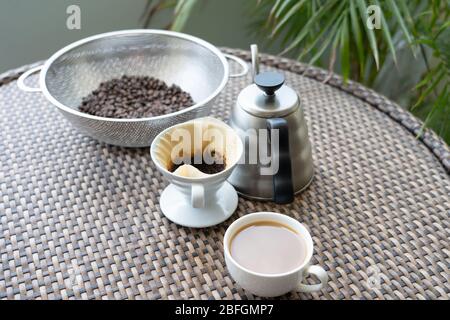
17,30,248,147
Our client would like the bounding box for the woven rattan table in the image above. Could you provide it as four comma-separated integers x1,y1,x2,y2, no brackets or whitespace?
0,48,449,300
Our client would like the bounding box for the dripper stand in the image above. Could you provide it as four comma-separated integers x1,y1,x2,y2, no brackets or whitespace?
160,182,238,228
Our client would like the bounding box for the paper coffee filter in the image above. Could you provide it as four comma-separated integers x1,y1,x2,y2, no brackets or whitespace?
172,164,209,178
152,117,241,177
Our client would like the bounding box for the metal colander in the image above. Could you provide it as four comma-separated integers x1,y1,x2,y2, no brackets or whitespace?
17,30,248,147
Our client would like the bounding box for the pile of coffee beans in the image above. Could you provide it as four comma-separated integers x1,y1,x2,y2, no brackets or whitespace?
79,75,194,118
171,153,226,175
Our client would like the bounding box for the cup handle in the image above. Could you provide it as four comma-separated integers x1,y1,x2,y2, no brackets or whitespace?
191,183,205,208
297,265,328,293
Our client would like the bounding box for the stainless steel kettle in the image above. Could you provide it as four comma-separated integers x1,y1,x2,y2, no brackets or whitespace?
228,45,313,204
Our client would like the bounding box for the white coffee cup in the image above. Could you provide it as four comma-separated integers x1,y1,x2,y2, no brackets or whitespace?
224,212,328,297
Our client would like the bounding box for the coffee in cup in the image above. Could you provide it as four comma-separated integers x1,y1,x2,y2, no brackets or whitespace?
230,220,307,275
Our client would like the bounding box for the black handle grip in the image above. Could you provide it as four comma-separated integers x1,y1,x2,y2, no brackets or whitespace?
267,118,294,204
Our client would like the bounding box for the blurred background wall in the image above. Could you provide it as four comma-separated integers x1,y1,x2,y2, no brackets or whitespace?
0,0,274,73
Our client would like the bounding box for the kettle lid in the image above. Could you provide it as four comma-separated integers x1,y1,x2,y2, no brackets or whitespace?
237,71,299,118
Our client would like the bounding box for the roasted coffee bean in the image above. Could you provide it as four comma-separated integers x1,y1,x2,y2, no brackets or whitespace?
79,75,194,119
170,153,226,175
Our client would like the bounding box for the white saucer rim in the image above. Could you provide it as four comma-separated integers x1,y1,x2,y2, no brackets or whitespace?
159,182,238,228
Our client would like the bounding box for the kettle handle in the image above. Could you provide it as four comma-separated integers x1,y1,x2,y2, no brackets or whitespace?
267,118,294,204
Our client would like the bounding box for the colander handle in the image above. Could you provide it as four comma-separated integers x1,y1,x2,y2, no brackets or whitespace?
224,54,249,78
17,65,43,92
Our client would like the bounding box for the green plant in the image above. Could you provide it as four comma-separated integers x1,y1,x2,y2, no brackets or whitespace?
142,0,450,143
410,2,449,140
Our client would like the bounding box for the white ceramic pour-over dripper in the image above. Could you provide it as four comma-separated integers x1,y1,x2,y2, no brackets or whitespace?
150,117,243,228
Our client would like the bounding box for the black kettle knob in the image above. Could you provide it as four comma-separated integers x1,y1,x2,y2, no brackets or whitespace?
254,71,285,95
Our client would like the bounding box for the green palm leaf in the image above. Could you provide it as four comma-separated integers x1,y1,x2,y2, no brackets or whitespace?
349,0,365,77
387,0,417,56
271,0,308,36
340,15,350,82
308,14,344,66
374,0,398,65
356,0,379,69
297,0,346,61
170,0,198,31
279,0,339,55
